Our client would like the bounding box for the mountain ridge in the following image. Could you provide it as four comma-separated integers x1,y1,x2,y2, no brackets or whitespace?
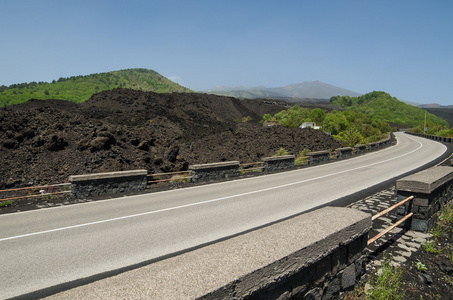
0,68,193,106
204,80,362,101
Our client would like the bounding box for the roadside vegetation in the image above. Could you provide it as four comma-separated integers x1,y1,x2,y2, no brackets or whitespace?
331,91,451,137
344,201,453,299
260,95,393,146
261,91,452,146
0,68,193,106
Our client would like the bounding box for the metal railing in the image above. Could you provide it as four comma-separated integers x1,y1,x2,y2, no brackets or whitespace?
367,195,414,245
239,162,264,173
147,171,191,183
0,183,71,203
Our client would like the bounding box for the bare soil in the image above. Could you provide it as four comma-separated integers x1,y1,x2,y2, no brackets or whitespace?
0,88,342,190
399,228,453,299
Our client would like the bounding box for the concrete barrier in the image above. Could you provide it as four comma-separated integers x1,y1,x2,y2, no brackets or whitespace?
189,161,240,183
262,155,295,172
69,170,147,199
306,150,330,165
396,166,453,232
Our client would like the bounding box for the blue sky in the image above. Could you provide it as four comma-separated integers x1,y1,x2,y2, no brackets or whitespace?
1,0,452,105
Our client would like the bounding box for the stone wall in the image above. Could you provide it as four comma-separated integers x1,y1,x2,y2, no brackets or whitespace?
306,150,330,165
262,155,295,172
354,144,367,155
379,135,391,147
335,147,353,159
396,166,453,232
69,170,147,199
366,142,378,151
189,161,240,183
367,134,391,152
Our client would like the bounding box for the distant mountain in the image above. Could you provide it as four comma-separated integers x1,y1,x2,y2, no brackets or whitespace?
205,80,361,101
0,68,193,106
401,100,423,107
418,103,453,109
204,89,287,99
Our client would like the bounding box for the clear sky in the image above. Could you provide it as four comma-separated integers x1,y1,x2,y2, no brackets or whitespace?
1,0,452,105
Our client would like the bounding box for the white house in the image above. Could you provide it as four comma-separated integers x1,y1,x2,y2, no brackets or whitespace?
299,122,321,130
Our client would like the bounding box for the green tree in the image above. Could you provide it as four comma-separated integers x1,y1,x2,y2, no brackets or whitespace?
309,108,325,123
323,111,349,135
341,126,363,147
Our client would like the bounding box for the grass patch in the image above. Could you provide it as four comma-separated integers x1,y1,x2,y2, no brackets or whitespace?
295,157,307,165
431,224,444,239
416,261,427,272
367,261,405,300
295,149,310,165
437,201,453,228
422,241,441,254
0,200,12,207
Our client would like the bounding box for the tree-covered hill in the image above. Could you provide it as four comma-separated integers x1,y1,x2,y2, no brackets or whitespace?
0,68,193,106
330,91,449,130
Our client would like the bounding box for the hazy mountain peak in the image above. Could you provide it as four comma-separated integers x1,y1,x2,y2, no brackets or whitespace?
205,80,361,100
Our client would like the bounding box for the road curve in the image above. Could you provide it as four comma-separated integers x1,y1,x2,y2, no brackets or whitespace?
0,132,449,299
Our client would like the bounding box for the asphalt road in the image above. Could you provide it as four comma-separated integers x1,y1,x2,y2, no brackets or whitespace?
0,132,449,299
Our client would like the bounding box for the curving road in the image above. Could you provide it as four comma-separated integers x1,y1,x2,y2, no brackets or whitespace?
0,132,449,299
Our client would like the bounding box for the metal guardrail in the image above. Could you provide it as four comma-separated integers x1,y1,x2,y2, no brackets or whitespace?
367,195,414,245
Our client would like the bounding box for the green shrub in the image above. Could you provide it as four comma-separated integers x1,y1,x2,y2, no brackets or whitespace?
298,148,311,157
242,116,252,123
274,148,289,156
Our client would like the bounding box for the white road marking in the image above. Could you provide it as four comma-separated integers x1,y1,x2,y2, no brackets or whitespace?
0,136,424,242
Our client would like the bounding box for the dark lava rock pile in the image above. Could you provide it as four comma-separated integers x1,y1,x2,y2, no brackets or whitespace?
0,89,342,189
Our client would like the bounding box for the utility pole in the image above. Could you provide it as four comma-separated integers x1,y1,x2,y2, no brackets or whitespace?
424,110,427,134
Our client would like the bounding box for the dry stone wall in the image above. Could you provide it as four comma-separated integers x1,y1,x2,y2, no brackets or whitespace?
69,170,147,199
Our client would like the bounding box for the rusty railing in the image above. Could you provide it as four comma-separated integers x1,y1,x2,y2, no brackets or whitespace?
147,170,191,183
239,162,264,174
0,183,71,204
367,195,414,245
